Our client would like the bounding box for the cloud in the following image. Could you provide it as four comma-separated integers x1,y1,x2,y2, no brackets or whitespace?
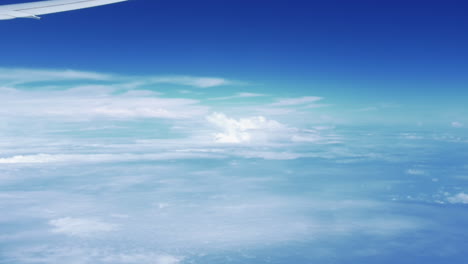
148,76,232,88
237,92,265,97
0,153,223,164
0,68,245,121
235,150,303,160
291,134,323,143
0,68,233,89
49,217,117,237
101,253,182,264
8,246,182,264
271,96,323,106
206,112,287,143
405,169,427,175
355,103,400,112
452,121,464,128
0,68,111,85
205,112,338,146
2,67,454,263
210,92,266,100
0,87,208,120
447,193,468,204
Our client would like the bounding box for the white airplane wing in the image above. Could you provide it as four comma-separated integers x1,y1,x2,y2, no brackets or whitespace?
0,0,127,20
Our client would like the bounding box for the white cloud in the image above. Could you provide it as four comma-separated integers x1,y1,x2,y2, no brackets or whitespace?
206,112,287,143
405,169,426,175
0,68,112,85
0,68,244,121
210,92,266,100
0,152,223,164
101,253,182,264
447,193,468,204
236,151,303,160
49,217,117,237
271,96,323,106
0,68,233,89
148,76,232,88
291,134,323,143
0,88,208,120
237,92,265,97
452,121,464,128
205,112,336,146
8,246,182,264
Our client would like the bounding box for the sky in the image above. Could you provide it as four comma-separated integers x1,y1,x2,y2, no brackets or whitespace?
1,1,468,264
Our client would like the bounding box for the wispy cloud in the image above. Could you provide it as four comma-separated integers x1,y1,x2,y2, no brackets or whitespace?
49,217,117,237
405,169,427,175
101,253,182,264
0,68,112,85
0,68,234,89
209,92,266,100
0,152,223,164
148,76,232,88
447,193,468,204
355,103,400,112
452,121,464,128
0,87,208,119
8,246,183,264
271,96,323,106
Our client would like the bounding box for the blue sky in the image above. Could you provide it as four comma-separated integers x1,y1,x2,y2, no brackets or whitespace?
1,1,468,264
2,1,467,81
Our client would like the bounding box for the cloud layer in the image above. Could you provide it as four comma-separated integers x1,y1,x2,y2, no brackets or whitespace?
1,68,468,264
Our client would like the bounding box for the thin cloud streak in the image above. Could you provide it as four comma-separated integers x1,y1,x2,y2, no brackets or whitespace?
209,92,267,100
271,96,323,106
0,68,235,89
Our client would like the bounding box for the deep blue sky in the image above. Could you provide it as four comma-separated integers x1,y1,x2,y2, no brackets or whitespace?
2,0,468,79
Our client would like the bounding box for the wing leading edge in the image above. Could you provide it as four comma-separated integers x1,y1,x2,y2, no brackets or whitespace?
0,0,127,20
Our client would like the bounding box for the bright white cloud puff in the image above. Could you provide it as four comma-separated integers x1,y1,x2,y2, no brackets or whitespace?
206,112,288,143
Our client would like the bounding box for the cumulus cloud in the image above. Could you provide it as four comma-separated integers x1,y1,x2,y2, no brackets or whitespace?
49,217,117,237
205,112,336,146
206,112,288,143
447,193,468,204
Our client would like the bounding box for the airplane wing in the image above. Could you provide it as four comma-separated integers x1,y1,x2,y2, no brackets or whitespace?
0,0,127,20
